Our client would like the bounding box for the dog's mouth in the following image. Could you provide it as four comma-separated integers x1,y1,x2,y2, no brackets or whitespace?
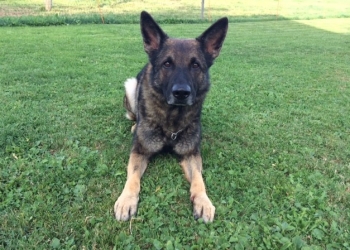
166,96,194,106
170,102,190,106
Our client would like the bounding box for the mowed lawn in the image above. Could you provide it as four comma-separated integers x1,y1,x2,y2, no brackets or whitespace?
1,19,349,248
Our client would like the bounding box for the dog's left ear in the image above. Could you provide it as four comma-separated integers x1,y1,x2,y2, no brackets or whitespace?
140,11,168,55
196,17,228,64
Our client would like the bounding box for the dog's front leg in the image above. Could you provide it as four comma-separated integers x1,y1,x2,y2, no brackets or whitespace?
181,154,215,223
114,152,148,221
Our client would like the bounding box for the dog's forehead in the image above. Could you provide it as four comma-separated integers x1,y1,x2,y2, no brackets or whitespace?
166,38,198,47
162,38,201,58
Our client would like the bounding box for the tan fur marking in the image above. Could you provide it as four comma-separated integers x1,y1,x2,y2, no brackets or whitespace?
131,124,136,133
180,154,215,222
114,153,149,221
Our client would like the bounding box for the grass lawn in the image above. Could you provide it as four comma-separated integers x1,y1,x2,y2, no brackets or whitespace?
1,13,350,250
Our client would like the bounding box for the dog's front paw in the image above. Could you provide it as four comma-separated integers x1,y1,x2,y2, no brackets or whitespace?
191,193,215,223
114,192,139,221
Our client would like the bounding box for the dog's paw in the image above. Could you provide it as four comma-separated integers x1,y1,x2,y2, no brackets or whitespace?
191,193,215,223
114,193,139,221
131,124,136,133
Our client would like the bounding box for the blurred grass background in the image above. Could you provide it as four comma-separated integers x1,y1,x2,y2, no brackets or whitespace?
1,0,350,24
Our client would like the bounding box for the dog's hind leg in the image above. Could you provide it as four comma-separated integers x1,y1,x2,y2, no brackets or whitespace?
124,78,137,121
180,154,215,223
124,78,137,132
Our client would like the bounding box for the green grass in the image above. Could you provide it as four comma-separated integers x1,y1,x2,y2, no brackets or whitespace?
1,0,350,26
1,18,350,249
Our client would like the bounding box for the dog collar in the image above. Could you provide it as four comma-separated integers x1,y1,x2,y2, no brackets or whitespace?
167,128,184,140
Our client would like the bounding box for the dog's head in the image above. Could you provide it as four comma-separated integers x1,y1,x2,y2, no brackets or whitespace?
140,11,228,106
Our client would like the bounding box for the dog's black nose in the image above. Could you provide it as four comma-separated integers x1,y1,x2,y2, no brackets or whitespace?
172,85,191,100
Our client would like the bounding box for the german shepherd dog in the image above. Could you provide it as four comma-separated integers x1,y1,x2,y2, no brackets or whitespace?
114,11,228,223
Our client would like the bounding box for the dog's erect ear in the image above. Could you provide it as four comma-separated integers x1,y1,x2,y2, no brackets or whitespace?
196,17,228,64
140,11,168,55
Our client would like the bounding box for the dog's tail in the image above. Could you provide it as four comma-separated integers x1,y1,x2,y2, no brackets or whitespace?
124,78,137,121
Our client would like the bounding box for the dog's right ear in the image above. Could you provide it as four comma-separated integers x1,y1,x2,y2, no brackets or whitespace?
140,11,168,55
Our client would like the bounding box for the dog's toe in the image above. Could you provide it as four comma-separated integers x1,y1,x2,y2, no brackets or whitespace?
192,193,215,223
114,193,139,221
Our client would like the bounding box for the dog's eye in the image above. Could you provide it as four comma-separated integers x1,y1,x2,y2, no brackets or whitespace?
163,61,172,68
192,63,199,69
